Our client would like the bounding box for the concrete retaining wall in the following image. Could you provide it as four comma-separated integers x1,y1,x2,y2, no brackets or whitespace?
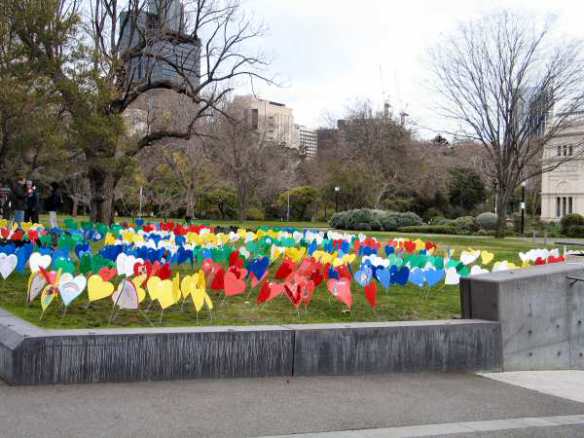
0,309,501,385
461,263,584,371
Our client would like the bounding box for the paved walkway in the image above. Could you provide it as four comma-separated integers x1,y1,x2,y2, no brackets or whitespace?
1,373,584,437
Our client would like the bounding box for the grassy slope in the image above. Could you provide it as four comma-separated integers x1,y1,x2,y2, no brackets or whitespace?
0,217,564,329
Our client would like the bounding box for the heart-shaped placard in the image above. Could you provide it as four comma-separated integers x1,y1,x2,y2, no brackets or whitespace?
481,251,494,265
88,275,115,302
224,271,246,297
375,268,391,289
29,252,52,273
364,281,377,309
425,269,445,287
59,273,87,306
112,279,139,310
408,268,426,288
98,267,117,282
257,281,284,304
354,265,372,287
27,272,47,303
116,253,143,278
445,267,461,285
0,253,17,280
327,278,352,309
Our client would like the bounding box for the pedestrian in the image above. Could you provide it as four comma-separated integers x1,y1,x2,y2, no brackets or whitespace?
45,182,63,229
11,175,27,228
25,180,40,224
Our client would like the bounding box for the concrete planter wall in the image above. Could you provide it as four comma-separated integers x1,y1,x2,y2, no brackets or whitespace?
0,309,501,385
461,263,584,371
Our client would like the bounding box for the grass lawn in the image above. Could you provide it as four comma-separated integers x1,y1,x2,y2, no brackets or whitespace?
0,217,571,330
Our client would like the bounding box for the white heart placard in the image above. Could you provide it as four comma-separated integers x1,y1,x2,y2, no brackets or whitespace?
0,253,17,280
445,267,461,285
112,279,139,310
116,254,142,278
470,265,490,276
28,272,47,303
29,252,52,273
59,274,87,307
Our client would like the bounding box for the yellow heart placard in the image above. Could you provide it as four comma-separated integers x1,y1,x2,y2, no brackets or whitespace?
147,277,175,309
131,275,147,303
88,275,115,302
481,251,494,265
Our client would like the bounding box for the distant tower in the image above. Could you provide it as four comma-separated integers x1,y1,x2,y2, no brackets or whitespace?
120,0,200,89
148,0,185,33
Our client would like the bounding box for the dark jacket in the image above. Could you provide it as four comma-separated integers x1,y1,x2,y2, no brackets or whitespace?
45,189,63,211
11,182,27,211
26,189,40,212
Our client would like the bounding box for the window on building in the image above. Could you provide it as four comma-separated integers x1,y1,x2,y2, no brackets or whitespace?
569,197,574,214
558,146,562,156
562,197,567,217
563,145,568,156
556,197,561,217
569,145,574,156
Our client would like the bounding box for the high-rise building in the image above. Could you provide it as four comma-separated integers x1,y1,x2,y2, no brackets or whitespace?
119,0,200,89
295,125,318,159
233,95,296,148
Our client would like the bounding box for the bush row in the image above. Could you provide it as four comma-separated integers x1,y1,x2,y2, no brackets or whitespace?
329,209,423,231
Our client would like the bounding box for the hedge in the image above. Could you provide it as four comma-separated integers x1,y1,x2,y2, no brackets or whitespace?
476,212,498,230
329,209,422,231
561,214,584,235
566,225,584,238
398,225,461,235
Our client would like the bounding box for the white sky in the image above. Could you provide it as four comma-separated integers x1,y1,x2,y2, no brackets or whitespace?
238,0,584,139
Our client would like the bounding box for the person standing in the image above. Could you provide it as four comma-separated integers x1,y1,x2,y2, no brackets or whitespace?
11,176,27,228
45,182,63,229
25,180,40,224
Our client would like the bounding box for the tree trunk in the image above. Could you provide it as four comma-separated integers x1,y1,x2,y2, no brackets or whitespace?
72,198,79,217
238,187,247,221
88,167,115,224
185,189,195,219
495,191,508,239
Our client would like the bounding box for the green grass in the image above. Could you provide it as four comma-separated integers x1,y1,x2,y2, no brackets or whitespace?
0,218,571,330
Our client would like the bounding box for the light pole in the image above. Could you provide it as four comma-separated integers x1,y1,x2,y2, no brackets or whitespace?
334,186,341,213
520,181,527,235
286,190,290,222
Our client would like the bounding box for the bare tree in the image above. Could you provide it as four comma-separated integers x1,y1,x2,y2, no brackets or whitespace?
202,100,288,221
430,11,584,237
9,0,272,223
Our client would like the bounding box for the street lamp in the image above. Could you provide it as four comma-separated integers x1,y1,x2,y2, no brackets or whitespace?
334,186,340,213
520,181,527,235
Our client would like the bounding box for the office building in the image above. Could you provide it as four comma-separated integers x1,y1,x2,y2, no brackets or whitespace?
233,95,296,148
295,125,318,158
119,0,200,89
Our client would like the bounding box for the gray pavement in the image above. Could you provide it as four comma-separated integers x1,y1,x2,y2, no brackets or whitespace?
1,373,584,438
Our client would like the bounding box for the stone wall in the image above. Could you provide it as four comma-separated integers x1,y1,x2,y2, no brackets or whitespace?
461,263,584,371
0,311,501,385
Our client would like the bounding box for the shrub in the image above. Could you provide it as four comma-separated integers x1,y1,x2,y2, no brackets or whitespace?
245,207,265,221
354,223,372,231
452,216,479,234
566,225,584,238
476,212,498,231
430,216,452,226
396,212,424,228
424,207,443,221
399,225,460,235
329,209,422,231
561,214,584,235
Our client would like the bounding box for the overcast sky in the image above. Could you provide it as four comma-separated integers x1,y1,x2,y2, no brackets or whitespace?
238,0,584,139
